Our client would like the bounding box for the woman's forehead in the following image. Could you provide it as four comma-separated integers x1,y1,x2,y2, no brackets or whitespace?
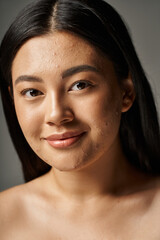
11,31,114,79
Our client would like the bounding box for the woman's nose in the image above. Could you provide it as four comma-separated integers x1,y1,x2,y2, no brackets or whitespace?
44,92,74,126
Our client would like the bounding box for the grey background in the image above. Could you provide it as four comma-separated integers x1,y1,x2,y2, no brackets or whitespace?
0,0,160,191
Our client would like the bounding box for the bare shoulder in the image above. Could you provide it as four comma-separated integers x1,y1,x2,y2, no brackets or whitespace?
0,177,46,239
0,184,26,212
0,183,30,215
0,176,44,217
150,177,160,207
0,184,27,238
144,176,160,224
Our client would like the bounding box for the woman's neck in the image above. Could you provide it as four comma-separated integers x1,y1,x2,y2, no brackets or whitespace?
45,141,145,201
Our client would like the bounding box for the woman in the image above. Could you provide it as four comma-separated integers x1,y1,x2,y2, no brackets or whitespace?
0,0,160,239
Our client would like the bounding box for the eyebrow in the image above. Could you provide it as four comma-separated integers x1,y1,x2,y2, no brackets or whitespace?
14,75,43,86
62,65,99,79
14,64,99,86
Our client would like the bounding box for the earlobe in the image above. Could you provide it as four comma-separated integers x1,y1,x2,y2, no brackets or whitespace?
121,75,135,113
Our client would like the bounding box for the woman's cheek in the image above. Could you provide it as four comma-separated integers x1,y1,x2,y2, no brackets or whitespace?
91,96,121,136
15,102,43,137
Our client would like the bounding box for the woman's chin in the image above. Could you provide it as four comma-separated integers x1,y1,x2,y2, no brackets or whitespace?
51,160,86,172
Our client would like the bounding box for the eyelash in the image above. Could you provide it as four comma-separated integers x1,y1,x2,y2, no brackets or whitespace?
20,88,43,98
69,80,93,91
20,80,93,98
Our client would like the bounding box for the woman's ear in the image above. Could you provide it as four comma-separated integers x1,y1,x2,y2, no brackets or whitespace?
8,86,13,100
121,74,135,113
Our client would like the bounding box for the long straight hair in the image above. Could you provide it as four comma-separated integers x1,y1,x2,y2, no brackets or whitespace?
0,0,160,181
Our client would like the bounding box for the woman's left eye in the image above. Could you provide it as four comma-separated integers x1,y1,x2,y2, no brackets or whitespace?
69,81,92,91
21,89,43,98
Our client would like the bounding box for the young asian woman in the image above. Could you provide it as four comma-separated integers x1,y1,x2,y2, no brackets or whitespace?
0,0,160,239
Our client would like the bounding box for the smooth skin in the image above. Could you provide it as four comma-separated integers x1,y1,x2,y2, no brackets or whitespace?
0,32,160,240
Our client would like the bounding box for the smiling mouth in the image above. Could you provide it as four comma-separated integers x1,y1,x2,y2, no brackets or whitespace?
45,132,86,149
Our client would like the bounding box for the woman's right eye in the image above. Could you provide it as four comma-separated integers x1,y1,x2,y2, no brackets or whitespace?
21,89,43,98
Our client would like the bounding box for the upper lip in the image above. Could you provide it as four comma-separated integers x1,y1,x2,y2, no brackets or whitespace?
45,131,85,141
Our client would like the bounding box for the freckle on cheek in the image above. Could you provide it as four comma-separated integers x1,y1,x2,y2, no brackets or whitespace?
105,122,109,126
95,143,100,151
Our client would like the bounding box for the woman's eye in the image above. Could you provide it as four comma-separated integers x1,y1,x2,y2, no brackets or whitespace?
70,81,91,91
21,89,43,98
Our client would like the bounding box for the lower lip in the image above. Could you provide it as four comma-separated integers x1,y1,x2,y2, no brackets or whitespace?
46,133,85,149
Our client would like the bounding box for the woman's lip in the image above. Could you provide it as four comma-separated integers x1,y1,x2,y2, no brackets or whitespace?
46,131,85,141
45,132,86,148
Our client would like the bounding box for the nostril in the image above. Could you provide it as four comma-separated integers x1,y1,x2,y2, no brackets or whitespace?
45,108,74,126
47,118,72,126
47,121,55,126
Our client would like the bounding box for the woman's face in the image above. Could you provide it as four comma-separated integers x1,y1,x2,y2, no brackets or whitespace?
11,32,132,171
